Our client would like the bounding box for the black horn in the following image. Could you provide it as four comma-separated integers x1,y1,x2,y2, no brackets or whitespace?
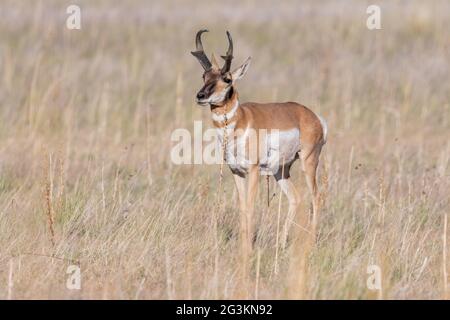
221,31,233,74
191,29,212,71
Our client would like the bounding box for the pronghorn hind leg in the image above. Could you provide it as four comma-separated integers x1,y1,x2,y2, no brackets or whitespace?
276,176,300,249
301,145,322,231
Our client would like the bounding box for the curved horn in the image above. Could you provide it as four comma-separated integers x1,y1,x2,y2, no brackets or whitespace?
191,29,212,71
221,31,234,74
195,29,208,51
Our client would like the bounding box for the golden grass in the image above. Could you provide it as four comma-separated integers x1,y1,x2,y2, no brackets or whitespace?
0,0,449,299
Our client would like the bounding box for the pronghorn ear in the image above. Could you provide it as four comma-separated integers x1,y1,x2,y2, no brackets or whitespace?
210,53,220,70
231,57,251,82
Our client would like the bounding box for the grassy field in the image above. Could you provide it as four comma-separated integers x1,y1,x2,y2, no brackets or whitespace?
0,0,449,299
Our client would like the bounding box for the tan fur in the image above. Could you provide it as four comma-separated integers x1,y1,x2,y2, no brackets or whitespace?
210,89,326,255
193,35,326,287
213,92,325,147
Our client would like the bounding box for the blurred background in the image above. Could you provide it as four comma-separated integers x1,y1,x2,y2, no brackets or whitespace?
0,0,448,299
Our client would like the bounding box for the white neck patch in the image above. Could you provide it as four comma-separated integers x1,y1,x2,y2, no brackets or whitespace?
211,100,239,123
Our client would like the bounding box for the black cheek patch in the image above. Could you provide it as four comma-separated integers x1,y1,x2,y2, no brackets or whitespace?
204,82,216,98
225,86,234,100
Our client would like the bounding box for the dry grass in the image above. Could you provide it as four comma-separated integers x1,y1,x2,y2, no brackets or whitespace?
0,0,449,299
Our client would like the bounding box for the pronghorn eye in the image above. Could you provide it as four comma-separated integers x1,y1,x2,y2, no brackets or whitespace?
223,76,231,84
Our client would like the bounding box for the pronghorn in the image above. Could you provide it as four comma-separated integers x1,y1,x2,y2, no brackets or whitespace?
191,30,327,253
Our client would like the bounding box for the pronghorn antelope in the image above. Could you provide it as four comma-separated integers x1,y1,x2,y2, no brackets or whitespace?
191,30,327,253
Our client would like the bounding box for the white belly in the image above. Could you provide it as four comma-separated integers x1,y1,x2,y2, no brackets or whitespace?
260,128,300,174
217,127,301,176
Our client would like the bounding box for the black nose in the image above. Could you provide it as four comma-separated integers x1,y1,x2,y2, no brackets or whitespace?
197,92,206,100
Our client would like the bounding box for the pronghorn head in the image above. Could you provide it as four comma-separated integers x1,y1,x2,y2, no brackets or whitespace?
191,30,251,107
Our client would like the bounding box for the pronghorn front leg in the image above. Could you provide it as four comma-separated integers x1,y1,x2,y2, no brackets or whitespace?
232,173,247,218
232,172,251,292
246,165,259,250
232,173,250,257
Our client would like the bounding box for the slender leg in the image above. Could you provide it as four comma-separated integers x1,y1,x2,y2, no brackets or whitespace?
233,172,250,266
233,172,250,297
283,147,321,299
277,178,301,249
246,165,259,251
301,146,321,230
232,173,247,216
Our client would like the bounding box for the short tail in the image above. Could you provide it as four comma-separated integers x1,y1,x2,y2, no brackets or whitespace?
318,115,328,144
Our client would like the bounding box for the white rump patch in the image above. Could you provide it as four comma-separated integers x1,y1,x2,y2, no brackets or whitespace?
318,115,328,143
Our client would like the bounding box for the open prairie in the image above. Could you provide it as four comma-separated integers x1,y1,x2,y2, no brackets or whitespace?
0,0,449,299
